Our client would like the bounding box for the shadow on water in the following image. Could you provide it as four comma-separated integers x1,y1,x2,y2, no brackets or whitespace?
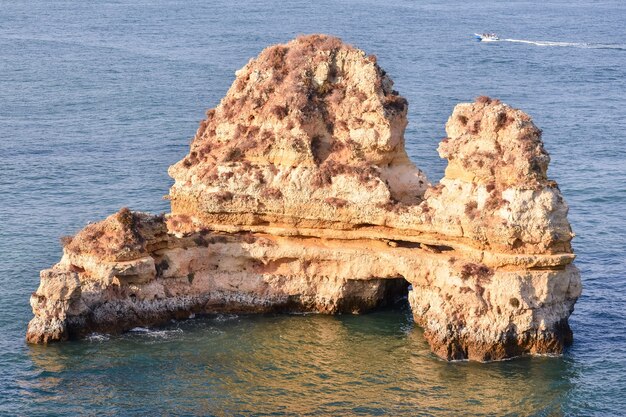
20,301,579,416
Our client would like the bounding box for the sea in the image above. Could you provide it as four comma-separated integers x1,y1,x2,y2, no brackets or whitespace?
1,0,625,415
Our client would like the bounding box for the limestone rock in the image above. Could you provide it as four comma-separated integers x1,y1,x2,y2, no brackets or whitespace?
167,34,429,230
26,35,581,361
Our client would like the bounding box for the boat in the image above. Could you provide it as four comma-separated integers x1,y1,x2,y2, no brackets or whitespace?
474,33,500,42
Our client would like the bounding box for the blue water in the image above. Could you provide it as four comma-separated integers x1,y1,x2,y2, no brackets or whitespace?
1,0,625,415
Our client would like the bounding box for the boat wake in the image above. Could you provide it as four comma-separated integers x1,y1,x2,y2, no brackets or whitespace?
501,38,626,50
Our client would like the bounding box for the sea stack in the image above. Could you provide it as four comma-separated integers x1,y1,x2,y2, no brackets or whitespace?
27,35,581,361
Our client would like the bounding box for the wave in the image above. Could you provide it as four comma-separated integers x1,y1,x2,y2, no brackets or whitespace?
128,327,184,338
214,314,239,322
86,333,110,342
500,38,626,51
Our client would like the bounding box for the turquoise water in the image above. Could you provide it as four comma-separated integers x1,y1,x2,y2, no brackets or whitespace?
1,0,625,415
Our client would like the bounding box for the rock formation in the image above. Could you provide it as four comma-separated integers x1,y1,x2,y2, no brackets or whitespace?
27,35,581,361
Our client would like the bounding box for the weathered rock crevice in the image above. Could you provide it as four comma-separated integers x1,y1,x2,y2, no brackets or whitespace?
27,35,581,361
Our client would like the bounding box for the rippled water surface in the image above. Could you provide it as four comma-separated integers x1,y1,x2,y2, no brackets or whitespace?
1,0,625,415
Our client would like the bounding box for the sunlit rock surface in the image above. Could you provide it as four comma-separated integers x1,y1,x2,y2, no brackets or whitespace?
27,35,581,361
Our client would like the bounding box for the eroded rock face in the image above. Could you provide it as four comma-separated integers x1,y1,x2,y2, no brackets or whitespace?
27,35,581,361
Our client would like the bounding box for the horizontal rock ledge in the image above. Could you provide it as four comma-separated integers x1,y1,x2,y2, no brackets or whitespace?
27,34,581,361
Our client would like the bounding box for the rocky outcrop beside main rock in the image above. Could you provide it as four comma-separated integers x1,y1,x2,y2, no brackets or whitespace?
27,35,581,361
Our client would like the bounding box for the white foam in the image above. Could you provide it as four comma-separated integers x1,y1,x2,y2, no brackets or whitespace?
86,333,110,342
144,329,183,338
214,314,238,322
127,327,183,338
129,327,151,333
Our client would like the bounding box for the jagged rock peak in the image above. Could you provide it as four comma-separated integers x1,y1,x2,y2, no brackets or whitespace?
63,208,166,262
169,34,429,209
441,96,551,187
176,34,413,166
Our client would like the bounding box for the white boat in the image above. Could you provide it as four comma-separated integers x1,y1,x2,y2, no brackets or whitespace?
474,33,500,42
